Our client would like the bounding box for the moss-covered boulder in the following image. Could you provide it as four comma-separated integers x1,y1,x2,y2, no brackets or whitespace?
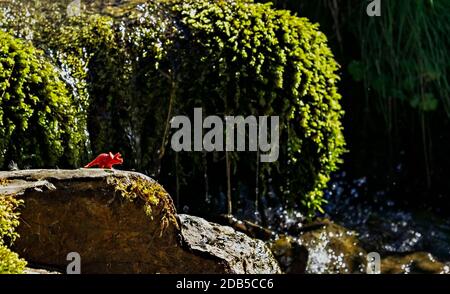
14,0,344,216
0,169,280,274
0,30,86,169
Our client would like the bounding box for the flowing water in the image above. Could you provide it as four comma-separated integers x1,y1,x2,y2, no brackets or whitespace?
323,172,450,262
232,171,450,274
293,171,450,274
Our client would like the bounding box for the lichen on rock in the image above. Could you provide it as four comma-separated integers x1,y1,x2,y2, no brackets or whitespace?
108,175,179,236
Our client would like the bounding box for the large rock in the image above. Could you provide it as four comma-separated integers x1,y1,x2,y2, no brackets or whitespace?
216,216,308,273
0,169,280,274
179,214,281,274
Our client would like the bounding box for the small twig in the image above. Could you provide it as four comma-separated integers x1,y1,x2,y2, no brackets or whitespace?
156,71,176,176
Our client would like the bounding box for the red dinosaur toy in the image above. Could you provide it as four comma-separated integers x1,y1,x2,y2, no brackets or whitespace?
84,152,123,169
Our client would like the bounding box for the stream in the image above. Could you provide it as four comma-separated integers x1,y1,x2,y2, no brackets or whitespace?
317,171,450,274
229,171,450,274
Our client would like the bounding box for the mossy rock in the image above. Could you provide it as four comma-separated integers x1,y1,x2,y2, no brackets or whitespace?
0,169,280,273
298,219,367,274
12,0,344,215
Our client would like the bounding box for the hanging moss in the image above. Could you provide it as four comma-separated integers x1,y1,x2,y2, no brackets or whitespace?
48,15,131,160
166,0,346,215
2,0,345,216
48,0,344,215
0,30,87,168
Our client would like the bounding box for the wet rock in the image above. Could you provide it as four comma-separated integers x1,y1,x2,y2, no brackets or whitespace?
215,215,275,241
268,236,308,274
214,215,308,273
0,169,280,274
381,252,450,274
298,219,367,274
293,218,449,274
179,214,281,274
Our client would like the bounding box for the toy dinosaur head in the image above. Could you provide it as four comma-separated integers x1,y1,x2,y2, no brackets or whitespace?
112,152,123,164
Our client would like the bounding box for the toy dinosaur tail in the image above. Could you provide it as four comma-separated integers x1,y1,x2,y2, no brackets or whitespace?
84,159,98,168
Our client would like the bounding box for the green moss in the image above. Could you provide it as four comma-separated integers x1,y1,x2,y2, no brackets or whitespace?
0,30,87,168
0,245,27,274
1,0,345,215
0,194,26,274
0,195,21,245
59,0,344,215
109,176,179,236
168,0,346,215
